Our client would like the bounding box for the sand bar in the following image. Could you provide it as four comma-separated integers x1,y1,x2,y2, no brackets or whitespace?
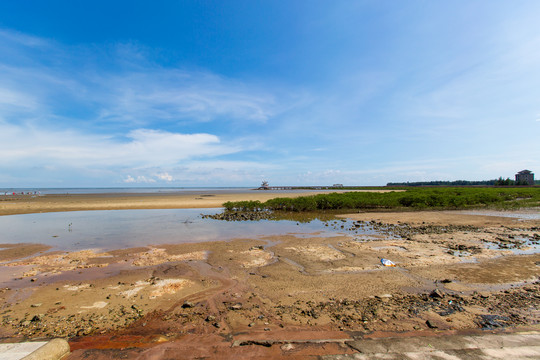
0,189,395,216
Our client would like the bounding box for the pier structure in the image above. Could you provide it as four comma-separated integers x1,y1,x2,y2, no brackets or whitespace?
256,182,337,190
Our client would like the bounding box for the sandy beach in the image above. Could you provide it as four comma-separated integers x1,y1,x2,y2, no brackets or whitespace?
0,191,539,359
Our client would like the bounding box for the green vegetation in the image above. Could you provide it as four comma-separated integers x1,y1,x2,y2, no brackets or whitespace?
223,187,540,212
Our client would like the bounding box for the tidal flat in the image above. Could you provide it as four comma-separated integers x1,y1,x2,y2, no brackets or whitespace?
0,192,539,359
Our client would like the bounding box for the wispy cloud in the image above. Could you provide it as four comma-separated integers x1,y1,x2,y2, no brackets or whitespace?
0,29,289,129
94,70,280,125
0,28,50,48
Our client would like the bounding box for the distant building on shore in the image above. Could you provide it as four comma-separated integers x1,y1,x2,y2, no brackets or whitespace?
515,170,534,185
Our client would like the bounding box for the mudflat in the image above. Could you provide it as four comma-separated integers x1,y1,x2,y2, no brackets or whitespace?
0,194,539,359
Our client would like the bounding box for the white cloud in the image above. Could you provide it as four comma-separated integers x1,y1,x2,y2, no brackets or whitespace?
0,123,240,168
156,172,173,181
123,175,156,184
116,160,274,186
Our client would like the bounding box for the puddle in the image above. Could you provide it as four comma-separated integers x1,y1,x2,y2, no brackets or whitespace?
459,210,540,221
372,246,407,252
483,237,540,255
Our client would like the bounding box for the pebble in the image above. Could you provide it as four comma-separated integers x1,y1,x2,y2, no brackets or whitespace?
229,303,243,310
281,344,295,351
430,289,444,299
426,320,438,329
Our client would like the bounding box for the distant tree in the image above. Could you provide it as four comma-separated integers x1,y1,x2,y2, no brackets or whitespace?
494,177,514,186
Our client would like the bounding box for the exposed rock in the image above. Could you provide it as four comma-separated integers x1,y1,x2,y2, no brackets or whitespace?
430,289,444,299
425,320,438,329
182,301,195,308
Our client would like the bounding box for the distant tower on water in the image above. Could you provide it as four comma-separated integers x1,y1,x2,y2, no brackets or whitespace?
515,170,534,185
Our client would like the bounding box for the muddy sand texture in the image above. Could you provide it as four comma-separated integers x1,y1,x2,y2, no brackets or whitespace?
0,209,539,359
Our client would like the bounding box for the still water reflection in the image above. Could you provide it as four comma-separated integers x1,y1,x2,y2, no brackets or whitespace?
0,209,365,251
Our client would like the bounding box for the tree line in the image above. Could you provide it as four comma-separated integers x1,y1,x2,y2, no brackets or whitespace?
387,178,535,186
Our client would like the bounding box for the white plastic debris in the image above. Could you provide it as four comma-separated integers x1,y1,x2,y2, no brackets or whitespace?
380,258,396,267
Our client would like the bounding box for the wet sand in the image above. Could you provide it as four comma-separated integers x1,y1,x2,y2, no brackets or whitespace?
0,194,539,358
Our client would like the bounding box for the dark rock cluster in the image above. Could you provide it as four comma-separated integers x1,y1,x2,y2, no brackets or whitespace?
202,211,273,221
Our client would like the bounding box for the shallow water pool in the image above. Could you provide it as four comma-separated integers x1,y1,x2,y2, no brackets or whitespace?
0,209,375,252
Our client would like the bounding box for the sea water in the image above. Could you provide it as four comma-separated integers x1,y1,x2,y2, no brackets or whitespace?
0,187,253,195
0,187,335,196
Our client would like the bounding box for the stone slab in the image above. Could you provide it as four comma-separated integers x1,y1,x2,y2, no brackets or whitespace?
323,332,540,360
0,342,47,360
0,339,69,360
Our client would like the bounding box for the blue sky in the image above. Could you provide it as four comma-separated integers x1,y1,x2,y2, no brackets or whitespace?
0,1,538,187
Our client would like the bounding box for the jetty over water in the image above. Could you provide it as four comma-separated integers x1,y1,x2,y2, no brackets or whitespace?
255,184,345,190
256,186,311,190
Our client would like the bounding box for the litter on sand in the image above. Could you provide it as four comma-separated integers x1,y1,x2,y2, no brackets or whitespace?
381,258,396,267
